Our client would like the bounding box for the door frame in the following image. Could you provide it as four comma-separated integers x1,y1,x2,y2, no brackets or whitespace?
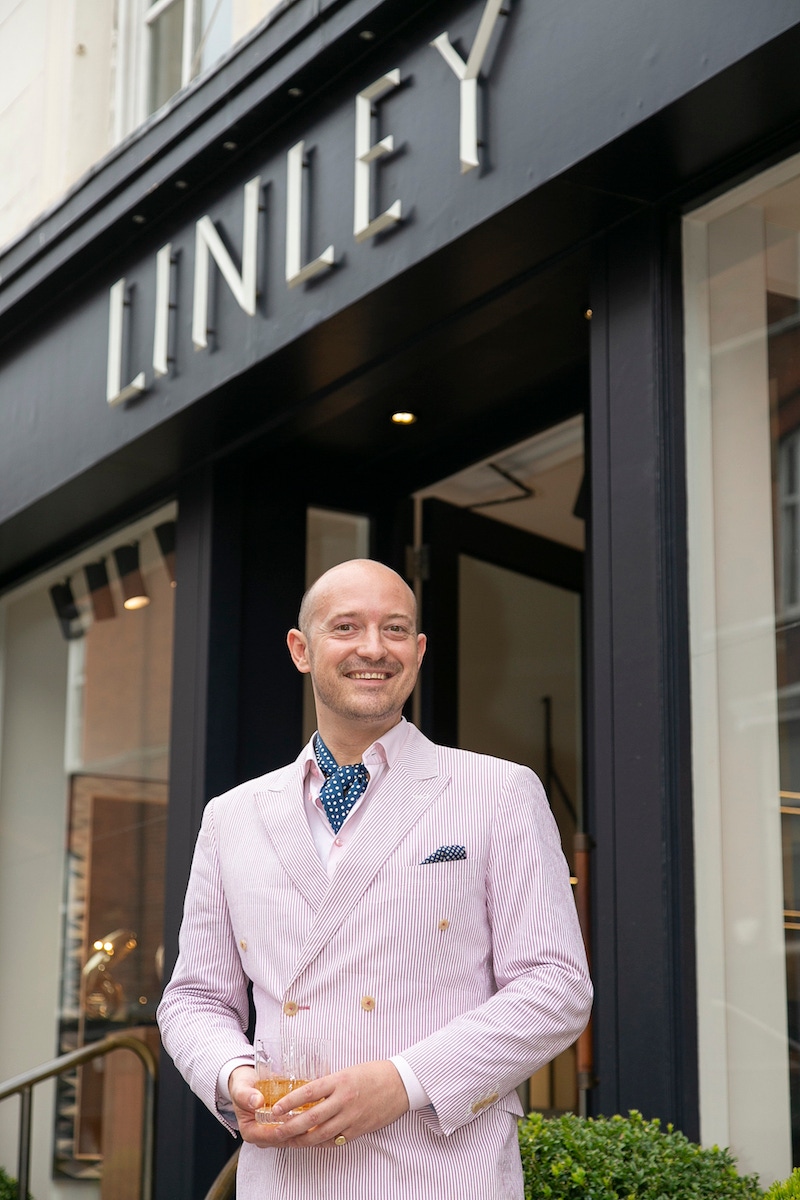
418,496,583,748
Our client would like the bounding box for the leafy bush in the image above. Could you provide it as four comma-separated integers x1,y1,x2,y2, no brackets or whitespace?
764,1168,800,1198
0,1166,32,1200
518,1109,761,1199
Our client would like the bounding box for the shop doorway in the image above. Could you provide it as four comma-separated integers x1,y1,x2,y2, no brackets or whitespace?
413,415,588,1115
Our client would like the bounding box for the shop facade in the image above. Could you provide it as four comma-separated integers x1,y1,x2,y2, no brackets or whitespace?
2,1,800,1196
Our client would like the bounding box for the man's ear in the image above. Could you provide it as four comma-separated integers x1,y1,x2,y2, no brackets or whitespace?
287,628,311,674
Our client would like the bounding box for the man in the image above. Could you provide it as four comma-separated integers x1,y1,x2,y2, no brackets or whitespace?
157,558,592,1199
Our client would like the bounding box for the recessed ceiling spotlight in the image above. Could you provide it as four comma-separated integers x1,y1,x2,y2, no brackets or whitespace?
132,214,146,225
223,140,238,151
584,307,593,320
391,411,417,425
175,179,188,190
359,29,376,40
288,86,304,97
113,543,150,610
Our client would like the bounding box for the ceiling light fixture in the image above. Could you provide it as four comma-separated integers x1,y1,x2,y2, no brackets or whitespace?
113,543,150,610
49,580,84,640
391,411,417,425
84,559,117,621
154,521,177,587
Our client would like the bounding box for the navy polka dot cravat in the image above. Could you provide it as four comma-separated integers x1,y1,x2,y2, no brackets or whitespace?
314,734,370,833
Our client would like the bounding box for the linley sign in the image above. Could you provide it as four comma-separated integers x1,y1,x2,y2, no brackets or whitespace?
107,0,509,407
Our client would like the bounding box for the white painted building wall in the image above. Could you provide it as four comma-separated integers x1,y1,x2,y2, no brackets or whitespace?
0,0,284,253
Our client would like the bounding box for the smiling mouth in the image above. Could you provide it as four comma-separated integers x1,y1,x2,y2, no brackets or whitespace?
346,670,395,680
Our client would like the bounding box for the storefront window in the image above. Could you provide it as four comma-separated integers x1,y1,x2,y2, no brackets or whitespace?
684,156,800,1185
0,503,176,1200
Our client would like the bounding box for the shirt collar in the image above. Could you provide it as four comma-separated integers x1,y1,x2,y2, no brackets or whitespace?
301,716,411,777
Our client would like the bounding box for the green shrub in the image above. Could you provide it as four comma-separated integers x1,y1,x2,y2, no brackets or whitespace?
0,1166,32,1200
517,1109,761,1199
764,1168,800,1198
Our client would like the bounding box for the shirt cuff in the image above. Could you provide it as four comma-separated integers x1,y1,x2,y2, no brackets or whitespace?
217,1056,255,1107
390,1054,431,1110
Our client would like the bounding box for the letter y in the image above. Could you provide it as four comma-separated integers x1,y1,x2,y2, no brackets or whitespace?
431,0,508,173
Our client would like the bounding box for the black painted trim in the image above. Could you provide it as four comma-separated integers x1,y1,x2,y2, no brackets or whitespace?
156,461,308,1199
585,210,698,1135
156,462,245,1200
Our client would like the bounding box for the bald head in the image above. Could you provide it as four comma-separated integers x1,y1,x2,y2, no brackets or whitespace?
297,559,418,636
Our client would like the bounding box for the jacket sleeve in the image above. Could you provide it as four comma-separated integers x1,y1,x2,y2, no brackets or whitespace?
401,764,593,1136
156,799,254,1129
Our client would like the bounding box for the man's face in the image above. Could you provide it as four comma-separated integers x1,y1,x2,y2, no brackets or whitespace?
288,562,426,730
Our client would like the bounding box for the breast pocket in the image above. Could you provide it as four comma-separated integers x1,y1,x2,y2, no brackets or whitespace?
364,861,492,1008
379,860,486,931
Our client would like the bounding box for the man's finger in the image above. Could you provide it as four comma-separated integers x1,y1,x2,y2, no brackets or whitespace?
270,1075,332,1119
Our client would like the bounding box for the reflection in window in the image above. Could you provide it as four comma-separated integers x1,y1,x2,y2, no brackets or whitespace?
781,432,800,613
684,166,800,1184
55,509,176,1188
0,504,177,1198
772,288,800,1167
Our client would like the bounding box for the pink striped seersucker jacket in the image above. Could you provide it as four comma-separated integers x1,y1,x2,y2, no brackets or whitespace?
157,723,593,1200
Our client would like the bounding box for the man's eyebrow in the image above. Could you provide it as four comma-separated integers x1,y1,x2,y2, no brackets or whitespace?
325,611,414,623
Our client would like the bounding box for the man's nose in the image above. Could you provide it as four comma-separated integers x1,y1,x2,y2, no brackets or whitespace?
356,626,385,658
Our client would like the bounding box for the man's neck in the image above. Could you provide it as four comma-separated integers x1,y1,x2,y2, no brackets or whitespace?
317,716,402,765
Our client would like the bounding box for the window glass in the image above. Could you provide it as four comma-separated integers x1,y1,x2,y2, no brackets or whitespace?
684,157,800,1185
199,0,232,73
0,503,176,1199
148,0,188,114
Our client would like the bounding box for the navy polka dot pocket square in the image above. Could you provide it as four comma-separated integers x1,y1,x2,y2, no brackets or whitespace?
420,845,467,864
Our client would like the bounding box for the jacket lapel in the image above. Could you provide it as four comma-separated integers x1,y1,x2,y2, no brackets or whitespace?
254,762,329,911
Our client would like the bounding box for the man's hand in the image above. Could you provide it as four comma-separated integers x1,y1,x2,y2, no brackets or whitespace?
229,1065,284,1146
229,1060,409,1148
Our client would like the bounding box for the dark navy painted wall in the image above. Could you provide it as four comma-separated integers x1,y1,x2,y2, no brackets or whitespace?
1,0,800,584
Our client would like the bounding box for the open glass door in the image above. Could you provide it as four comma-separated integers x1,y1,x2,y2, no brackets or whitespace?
414,415,589,1115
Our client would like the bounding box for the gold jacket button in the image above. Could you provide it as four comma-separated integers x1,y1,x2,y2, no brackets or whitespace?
239,939,247,951
360,995,376,1012
283,1000,299,1016
438,919,450,931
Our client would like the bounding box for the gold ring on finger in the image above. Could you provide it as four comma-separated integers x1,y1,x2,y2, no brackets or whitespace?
334,1135,347,1146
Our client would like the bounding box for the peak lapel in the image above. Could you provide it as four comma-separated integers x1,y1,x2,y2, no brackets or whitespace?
254,769,328,910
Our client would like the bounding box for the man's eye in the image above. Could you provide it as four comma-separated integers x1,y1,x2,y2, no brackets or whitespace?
386,625,408,634
335,623,355,632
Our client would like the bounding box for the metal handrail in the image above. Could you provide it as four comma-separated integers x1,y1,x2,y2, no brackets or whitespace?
203,1145,240,1200
0,1032,158,1200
